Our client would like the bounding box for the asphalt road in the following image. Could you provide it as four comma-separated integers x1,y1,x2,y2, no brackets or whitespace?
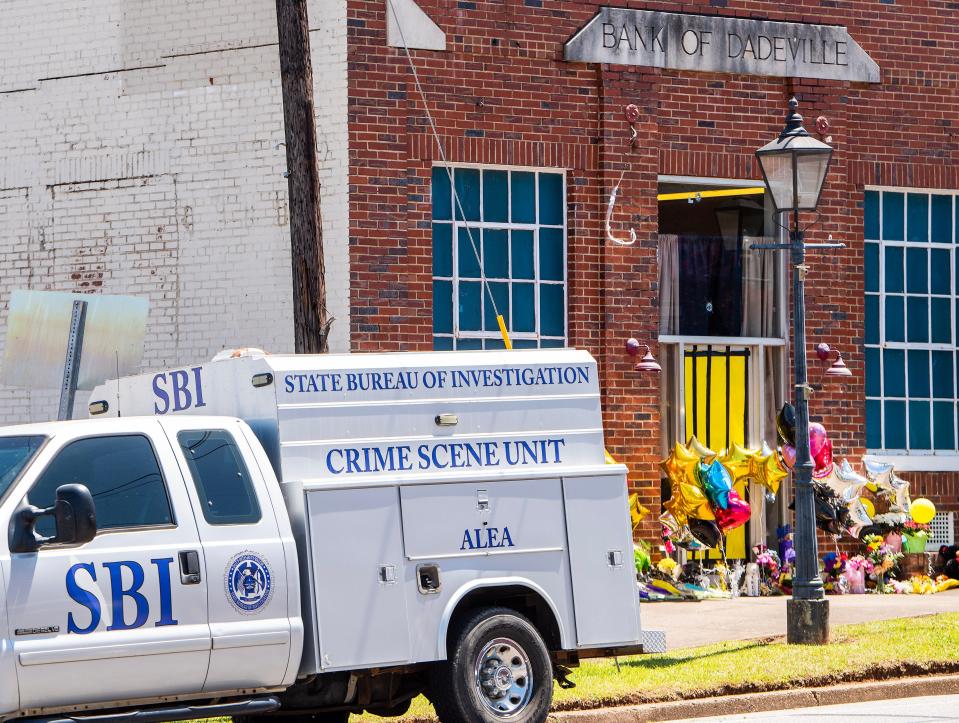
702,693,959,721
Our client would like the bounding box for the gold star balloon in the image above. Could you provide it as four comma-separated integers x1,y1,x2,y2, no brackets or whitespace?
749,442,788,497
687,435,717,460
628,492,650,529
718,442,761,485
661,442,716,526
663,480,716,525
659,442,700,486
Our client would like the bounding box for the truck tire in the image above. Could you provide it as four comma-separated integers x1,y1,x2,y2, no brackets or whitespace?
429,606,552,723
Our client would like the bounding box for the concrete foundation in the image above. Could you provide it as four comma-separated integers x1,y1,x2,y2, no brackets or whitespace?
786,598,830,645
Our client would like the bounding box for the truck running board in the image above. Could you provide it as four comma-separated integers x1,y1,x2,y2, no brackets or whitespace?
23,696,281,723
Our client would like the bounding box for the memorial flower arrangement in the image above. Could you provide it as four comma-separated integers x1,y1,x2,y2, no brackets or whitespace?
656,556,681,581
902,520,931,553
633,540,652,576
872,511,908,535
863,533,902,591
751,544,784,595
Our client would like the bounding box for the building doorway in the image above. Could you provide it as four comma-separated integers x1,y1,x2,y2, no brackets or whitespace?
657,176,788,557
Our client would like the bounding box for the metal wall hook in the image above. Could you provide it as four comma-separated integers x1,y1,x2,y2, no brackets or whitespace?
606,170,637,247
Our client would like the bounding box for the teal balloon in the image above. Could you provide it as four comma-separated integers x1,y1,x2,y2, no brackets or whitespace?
697,460,733,510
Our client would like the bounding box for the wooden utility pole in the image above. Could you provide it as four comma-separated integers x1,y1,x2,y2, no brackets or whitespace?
276,0,330,353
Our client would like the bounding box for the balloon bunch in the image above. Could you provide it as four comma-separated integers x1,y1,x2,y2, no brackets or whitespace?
778,403,868,536
659,436,787,551
776,404,834,477
777,403,920,538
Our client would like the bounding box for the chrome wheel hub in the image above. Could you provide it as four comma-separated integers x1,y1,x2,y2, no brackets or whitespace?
474,637,533,718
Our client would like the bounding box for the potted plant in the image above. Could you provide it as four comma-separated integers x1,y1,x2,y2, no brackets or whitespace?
902,520,931,553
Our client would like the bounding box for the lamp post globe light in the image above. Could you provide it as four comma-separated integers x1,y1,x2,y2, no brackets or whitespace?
755,98,834,645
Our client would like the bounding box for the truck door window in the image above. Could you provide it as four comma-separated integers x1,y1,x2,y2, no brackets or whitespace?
29,434,173,536
177,429,262,525
0,435,46,503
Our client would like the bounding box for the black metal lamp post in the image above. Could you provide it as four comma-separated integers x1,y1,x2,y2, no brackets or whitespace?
754,98,838,645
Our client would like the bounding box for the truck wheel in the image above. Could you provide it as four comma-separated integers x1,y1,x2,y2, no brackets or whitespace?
429,606,552,723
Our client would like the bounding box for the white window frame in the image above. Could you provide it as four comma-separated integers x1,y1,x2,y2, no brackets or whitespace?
865,186,959,470
658,336,786,452
431,163,568,349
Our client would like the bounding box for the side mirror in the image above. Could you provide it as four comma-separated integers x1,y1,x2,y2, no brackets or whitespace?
10,484,97,553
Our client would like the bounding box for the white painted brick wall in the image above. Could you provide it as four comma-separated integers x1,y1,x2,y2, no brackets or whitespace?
0,0,349,423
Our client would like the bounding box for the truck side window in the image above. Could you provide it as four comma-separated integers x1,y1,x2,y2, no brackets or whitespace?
178,429,261,525
30,434,173,536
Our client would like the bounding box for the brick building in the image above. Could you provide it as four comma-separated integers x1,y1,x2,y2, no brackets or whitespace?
0,0,350,421
1,1,956,552
347,0,959,552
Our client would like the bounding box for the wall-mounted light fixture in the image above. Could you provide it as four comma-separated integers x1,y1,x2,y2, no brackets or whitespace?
815,343,852,378
626,337,661,373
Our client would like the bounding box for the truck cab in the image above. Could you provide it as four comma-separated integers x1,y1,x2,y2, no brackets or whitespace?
0,416,301,718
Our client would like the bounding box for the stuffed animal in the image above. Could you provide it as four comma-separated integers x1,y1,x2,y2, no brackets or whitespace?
729,561,745,598
934,545,959,580
744,562,761,597
777,525,795,567
936,544,959,578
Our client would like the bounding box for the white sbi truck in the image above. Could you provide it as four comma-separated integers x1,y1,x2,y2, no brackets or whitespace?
0,349,661,723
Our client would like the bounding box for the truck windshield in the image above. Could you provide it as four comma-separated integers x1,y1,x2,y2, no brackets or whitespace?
0,435,46,501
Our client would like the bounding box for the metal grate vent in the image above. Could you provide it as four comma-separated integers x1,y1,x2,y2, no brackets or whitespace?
926,512,955,551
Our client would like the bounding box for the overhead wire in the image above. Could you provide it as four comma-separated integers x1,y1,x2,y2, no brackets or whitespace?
385,0,513,349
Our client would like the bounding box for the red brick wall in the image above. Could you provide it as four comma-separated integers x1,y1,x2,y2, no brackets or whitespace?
346,0,959,546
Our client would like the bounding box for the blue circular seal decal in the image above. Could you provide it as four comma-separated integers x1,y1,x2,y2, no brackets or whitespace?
225,552,273,614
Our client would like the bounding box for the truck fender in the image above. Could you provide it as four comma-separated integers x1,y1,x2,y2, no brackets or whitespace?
436,577,569,660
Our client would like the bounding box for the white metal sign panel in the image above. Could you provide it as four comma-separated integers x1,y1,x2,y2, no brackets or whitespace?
307,487,412,670
2,290,148,390
563,473,642,647
399,478,566,560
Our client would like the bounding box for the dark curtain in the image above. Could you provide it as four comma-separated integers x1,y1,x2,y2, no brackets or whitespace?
677,234,743,336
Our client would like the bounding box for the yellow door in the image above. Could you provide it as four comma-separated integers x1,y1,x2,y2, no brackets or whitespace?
684,345,750,559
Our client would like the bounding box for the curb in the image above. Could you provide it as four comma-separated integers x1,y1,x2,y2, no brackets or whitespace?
549,673,959,721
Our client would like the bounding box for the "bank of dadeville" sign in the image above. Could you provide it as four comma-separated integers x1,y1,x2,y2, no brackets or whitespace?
565,8,879,83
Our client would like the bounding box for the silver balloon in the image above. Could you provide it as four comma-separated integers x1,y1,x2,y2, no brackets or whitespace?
822,459,869,504
863,457,894,487
890,472,911,513
847,497,873,527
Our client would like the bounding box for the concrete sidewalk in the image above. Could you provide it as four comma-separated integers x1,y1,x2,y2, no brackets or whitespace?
551,674,959,722
640,589,959,649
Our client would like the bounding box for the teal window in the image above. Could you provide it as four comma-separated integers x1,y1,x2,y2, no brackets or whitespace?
865,189,957,452
432,166,566,349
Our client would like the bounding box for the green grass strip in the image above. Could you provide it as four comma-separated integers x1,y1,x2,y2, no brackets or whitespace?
359,611,959,721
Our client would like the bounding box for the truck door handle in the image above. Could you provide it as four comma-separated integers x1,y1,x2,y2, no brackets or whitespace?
179,550,202,585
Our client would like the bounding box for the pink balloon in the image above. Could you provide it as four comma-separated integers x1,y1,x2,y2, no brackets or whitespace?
814,437,833,472
809,423,828,460
714,489,751,532
781,445,797,469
